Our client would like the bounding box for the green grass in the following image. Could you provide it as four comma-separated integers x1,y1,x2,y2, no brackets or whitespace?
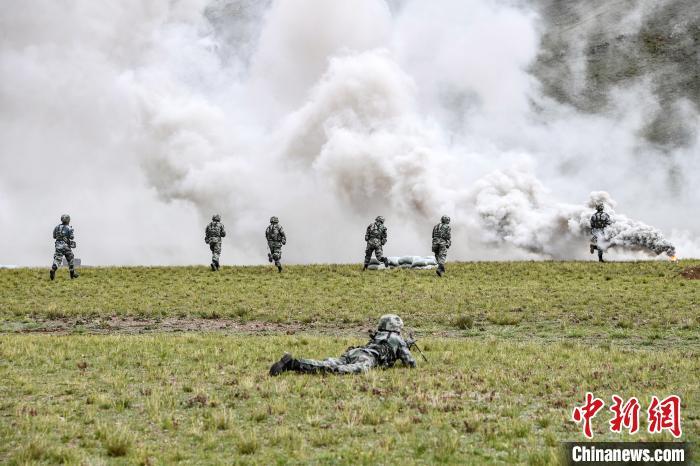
1,262,699,343
0,334,697,464
0,261,698,463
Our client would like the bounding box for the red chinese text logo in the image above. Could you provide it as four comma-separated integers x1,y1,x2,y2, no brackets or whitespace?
572,392,605,439
648,395,682,438
571,393,682,438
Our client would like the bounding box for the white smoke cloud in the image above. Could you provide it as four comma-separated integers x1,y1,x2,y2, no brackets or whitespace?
0,0,696,266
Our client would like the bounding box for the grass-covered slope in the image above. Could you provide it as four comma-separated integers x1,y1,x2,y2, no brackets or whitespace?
1,262,699,340
1,335,697,465
0,262,698,464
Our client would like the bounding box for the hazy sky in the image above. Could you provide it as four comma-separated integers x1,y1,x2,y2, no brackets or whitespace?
1,0,697,266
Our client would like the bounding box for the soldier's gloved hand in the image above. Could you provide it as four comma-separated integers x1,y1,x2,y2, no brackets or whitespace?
407,359,416,368
405,338,416,347
282,240,286,245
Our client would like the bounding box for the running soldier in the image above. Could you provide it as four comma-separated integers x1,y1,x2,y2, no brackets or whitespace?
269,314,416,376
590,204,612,262
50,214,78,280
432,215,451,277
265,216,286,273
363,216,389,270
205,214,226,271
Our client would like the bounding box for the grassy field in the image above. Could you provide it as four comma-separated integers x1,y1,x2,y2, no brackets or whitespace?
1,261,699,464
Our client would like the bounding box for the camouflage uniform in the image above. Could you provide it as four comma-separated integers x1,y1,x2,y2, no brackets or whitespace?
50,214,78,280
265,217,286,273
270,315,416,376
590,205,611,262
364,216,389,270
432,215,451,277
205,215,226,271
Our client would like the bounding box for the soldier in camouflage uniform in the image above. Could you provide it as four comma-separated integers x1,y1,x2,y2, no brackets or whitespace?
205,214,226,271
266,216,286,273
590,204,612,262
363,216,389,270
432,215,452,277
50,214,78,280
269,314,416,376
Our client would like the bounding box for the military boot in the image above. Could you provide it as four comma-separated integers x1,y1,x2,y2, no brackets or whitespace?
269,353,296,376
69,269,79,279
436,264,444,277
210,263,216,271
590,244,596,254
598,251,605,263
50,266,57,281
214,260,220,271
277,264,282,273
362,263,368,271
382,257,390,268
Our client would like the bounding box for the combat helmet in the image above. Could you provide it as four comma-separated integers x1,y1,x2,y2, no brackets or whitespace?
375,216,385,224
441,215,450,224
270,216,279,224
60,214,70,225
595,204,604,212
212,214,221,222
378,314,404,332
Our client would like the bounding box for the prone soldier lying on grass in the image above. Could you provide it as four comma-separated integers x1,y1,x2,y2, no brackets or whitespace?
269,314,417,376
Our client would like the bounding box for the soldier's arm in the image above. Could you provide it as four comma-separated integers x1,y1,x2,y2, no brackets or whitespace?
446,225,451,247
396,337,416,367
280,227,286,244
220,225,226,237
69,226,75,240
604,213,612,227
398,344,416,368
53,226,58,240
381,226,387,244
365,225,370,242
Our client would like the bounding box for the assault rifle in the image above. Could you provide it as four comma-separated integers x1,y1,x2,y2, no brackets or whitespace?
407,331,428,362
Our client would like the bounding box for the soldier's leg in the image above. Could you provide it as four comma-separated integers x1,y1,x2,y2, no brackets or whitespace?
272,246,282,272
50,248,63,280
65,250,78,279
329,354,377,374
375,244,389,267
436,245,447,276
591,230,606,262
270,353,376,375
209,242,218,270
214,242,221,270
295,356,348,373
363,244,373,270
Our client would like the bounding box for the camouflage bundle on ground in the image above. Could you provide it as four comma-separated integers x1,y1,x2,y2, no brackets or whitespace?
366,256,438,270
